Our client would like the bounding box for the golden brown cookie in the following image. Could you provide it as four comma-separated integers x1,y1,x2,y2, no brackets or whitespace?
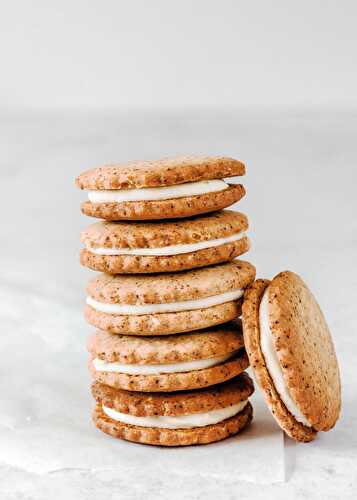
85,260,256,335
242,272,341,443
87,321,249,391
80,210,250,274
76,156,245,190
75,156,246,220
92,373,254,446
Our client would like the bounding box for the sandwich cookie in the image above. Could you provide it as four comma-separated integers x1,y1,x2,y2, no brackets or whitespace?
85,260,256,335
92,372,254,446
76,156,245,220
242,271,341,442
87,320,249,392
80,210,250,274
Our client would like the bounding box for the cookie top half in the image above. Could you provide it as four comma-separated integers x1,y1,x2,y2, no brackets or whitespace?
86,260,255,305
81,210,248,250
88,320,245,364
76,156,245,190
242,271,341,442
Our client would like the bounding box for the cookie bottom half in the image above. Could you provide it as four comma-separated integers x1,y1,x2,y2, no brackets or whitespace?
89,351,249,392
81,184,245,220
85,300,242,335
80,237,250,274
93,401,253,446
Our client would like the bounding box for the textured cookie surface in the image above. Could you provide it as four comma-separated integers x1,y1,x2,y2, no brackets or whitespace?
242,279,316,442
92,372,254,416
80,184,245,220
86,260,256,305
85,300,242,335
267,271,341,432
93,401,253,446
80,210,250,273
76,156,245,190
88,320,245,364
81,211,248,249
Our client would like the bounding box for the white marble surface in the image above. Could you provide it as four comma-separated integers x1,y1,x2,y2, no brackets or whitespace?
1,110,356,499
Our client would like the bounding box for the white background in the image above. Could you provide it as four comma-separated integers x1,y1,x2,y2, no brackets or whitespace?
1,0,357,110
1,1,357,500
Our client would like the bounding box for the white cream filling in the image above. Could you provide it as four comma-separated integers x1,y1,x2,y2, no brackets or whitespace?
102,400,248,429
88,179,228,203
86,288,243,316
93,350,239,375
259,288,311,427
86,231,247,256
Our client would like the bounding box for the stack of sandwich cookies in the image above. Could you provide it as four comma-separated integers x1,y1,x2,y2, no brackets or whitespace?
75,156,246,220
92,373,254,446
242,271,341,442
77,155,256,446
78,156,342,447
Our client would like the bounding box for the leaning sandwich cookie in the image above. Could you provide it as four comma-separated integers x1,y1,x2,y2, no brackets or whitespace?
242,271,341,442
87,320,249,392
92,373,254,446
80,210,250,274
84,260,256,335
75,156,246,220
